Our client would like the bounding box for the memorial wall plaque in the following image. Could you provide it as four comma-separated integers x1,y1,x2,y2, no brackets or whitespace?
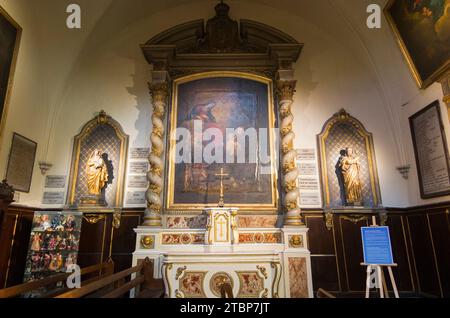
42,192,65,205
298,162,317,176
5,133,37,193
130,147,150,160
296,148,316,161
45,175,66,188
409,101,450,198
127,175,148,188
129,162,148,174
126,191,146,205
296,148,322,207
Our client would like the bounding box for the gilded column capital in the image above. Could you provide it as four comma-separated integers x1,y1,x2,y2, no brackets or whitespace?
276,80,297,101
149,82,169,103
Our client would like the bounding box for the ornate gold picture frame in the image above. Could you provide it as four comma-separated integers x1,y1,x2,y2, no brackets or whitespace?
0,5,22,143
166,71,279,212
385,0,450,88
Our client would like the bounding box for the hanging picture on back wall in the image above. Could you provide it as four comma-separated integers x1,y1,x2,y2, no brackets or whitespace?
385,0,450,88
0,6,22,141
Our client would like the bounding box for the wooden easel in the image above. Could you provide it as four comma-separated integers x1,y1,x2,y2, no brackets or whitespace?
361,216,399,298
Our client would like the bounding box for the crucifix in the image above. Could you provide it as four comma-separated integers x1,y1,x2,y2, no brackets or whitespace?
215,167,229,207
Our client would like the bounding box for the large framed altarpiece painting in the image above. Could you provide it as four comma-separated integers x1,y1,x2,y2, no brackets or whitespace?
166,72,279,212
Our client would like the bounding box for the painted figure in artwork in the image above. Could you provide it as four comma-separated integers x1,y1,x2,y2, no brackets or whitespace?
338,147,363,205
86,150,109,195
31,233,42,251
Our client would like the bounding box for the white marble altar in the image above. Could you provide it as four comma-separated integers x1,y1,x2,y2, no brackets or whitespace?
132,208,313,298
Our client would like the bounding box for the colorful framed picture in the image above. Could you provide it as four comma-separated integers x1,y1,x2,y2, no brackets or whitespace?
5,133,37,193
0,6,22,141
385,0,450,88
166,72,279,212
409,100,450,198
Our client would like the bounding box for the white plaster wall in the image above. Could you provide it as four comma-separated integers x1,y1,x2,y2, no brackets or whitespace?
0,0,446,208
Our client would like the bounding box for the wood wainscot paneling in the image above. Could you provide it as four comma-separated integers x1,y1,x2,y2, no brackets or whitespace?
304,212,340,292
78,209,144,273
0,205,35,288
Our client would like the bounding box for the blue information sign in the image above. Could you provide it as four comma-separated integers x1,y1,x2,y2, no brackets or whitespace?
361,226,394,265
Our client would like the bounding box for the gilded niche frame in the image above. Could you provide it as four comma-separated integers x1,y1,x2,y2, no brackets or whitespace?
67,111,129,208
166,71,279,213
317,109,382,208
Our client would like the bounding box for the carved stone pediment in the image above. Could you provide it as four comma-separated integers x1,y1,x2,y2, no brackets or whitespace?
141,2,303,77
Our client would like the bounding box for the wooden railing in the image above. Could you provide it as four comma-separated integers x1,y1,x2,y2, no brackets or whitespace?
0,259,114,298
317,288,336,298
56,258,164,298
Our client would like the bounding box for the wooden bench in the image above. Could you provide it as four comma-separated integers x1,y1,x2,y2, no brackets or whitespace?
56,258,164,298
0,258,114,298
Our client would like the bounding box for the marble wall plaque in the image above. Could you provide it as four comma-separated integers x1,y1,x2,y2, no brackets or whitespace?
299,192,321,206
42,192,65,205
296,149,316,161
126,191,146,205
410,101,450,198
45,175,66,188
298,178,319,191
129,162,148,174
130,147,150,160
127,175,148,188
298,162,317,176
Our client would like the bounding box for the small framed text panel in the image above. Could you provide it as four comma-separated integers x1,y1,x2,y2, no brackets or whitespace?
409,101,450,199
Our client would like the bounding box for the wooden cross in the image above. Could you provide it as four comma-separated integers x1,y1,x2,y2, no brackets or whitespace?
215,168,229,207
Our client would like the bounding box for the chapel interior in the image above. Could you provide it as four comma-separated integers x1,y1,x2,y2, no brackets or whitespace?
0,0,449,299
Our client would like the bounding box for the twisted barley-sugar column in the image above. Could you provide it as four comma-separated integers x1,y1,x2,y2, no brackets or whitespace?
276,80,304,226
143,82,168,227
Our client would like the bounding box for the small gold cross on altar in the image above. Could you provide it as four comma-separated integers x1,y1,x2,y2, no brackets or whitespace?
215,168,229,207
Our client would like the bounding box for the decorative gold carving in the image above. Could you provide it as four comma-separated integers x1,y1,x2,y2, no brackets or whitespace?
289,235,304,248
257,265,268,279
261,288,269,298
276,80,297,102
210,272,234,298
175,289,184,298
271,262,281,298
112,209,121,229
341,215,368,224
175,266,187,280
82,214,106,224
97,110,108,124
140,236,154,249
325,212,334,231
144,81,169,226
379,212,388,226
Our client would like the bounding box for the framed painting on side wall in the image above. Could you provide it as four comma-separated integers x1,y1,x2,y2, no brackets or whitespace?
385,0,450,88
0,6,22,141
5,133,37,193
